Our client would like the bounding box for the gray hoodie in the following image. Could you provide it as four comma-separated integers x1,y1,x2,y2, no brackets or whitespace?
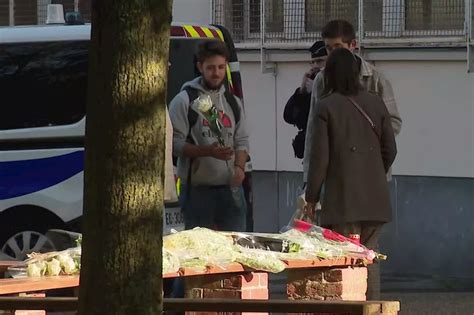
169,77,250,186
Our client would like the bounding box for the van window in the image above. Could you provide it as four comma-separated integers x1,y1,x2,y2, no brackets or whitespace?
0,37,219,130
0,41,89,130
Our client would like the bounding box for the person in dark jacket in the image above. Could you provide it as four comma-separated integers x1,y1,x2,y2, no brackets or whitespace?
305,48,397,300
283,41,327,159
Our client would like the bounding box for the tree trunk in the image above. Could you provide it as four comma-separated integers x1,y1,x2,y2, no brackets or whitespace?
78,1,172,314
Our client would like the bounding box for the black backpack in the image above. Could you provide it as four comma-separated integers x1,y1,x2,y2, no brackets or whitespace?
292,129,306,159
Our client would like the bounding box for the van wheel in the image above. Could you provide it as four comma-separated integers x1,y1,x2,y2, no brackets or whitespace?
0,207,65,261
1,231,56,261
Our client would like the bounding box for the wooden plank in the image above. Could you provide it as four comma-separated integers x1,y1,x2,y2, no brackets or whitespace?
0,258,367,295
0,297,76,312
283,257,363,269
0,257,362,276
174,262,246,277
380,301,401,313
165,298,370,313
0,268,244,295
0,262,22,279
0,277,79,295
0,297,400,314
168,258,367,278
0,262,21,274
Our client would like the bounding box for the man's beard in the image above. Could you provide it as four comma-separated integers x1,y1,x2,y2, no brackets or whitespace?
203,77,224,90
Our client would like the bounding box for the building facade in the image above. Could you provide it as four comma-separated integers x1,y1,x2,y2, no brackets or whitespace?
193,0,474,292
1,0,473,291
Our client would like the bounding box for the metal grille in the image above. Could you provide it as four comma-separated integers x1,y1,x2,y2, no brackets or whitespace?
305,0,358,34
0,0,91,27
364,0,465,38
471,0,474,40
405,0,464,32
469,0,473,72
213,0,261,43
212,0,468,46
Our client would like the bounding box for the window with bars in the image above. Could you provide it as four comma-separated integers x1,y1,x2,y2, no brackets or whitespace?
0,0,91,26
212,0,468,44
304,0,358,33
405,0,464,31
364,0,465,38
215,0,283,41
0,0,38,26
0,0,9,26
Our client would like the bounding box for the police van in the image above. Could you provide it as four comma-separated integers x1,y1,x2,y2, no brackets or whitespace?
0,22,249,260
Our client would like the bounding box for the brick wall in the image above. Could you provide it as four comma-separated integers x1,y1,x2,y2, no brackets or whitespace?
287,267,368,301
185,272,269,315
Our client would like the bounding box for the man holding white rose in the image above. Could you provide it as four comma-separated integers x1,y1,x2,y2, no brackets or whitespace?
169,41,249,232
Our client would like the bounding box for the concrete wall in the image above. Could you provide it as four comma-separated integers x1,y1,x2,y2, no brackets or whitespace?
374,60,474,178
172,0,211,25
252,171,474,291
239,54,474,178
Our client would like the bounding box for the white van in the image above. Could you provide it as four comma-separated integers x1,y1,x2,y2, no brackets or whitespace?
0,22,249,260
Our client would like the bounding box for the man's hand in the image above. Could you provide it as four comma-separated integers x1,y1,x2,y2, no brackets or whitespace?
208,142,233,160
300,68,319,93
304,201,317,219
230,165,245,187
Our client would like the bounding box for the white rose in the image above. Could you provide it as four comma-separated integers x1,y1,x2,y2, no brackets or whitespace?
57,253,77,274
27,262,43,277
46,258,62,276
196,95,213,113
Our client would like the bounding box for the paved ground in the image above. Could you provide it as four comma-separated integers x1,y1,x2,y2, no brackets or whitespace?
16,274,474,314
268,274,474,315
44,290,474,315
381,292,474,315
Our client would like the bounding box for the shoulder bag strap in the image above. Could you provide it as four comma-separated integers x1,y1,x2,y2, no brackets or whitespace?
346,96,381,140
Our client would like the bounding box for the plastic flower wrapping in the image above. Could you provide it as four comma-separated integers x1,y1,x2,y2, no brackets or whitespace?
8,247,82,278
9,224,386,278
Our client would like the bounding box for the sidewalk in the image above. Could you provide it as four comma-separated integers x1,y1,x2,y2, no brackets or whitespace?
381,291,474,315
268,274,474,315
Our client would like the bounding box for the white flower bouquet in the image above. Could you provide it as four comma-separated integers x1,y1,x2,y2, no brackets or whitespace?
190,94,226,147
7,247,81,278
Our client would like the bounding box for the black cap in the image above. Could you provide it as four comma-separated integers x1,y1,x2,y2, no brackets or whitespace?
309,40,327,58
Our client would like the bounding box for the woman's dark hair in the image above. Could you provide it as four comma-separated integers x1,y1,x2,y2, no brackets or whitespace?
323,48,361,96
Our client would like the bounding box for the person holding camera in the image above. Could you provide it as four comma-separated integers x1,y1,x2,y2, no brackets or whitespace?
283,41,327,159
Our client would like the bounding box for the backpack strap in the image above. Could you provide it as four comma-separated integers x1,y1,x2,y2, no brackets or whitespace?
182,86,201,194
184,87,200,143
223,90,241,124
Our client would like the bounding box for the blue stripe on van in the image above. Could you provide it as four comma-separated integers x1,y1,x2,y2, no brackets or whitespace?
0,151,84,200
